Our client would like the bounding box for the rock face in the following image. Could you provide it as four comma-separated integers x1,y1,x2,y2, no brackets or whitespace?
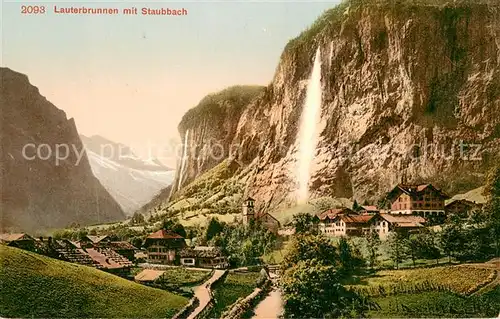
0,68,125,232
80,134,175,215
175,1,500,213
171,85,265,194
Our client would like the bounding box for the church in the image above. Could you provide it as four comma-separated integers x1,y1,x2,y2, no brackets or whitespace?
241,197,280,232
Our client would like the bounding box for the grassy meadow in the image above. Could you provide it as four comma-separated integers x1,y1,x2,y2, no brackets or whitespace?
347,265,499,318
367,287,500,318
0,246,188,318
162,268,211,286
205,271,262,318
348,265,496,296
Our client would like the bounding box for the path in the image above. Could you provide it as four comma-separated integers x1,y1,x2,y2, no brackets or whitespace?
251,273,283,319
187,269,225,319
251,288,283,319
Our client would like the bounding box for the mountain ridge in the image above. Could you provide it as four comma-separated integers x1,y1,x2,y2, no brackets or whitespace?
0,67,125,232
161,0,500,216
79,134,175,215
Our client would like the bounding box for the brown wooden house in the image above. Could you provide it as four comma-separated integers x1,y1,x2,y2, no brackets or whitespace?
369,213,427,239
144,230,186,265
318,208,357,236
385,184,450,220
179,246,228,269
445,199,483,218
0,233,36,251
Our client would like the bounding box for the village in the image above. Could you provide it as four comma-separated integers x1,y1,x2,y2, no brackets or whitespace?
0,182,483,276
1,178,498,319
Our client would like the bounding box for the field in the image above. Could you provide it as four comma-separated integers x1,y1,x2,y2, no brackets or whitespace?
0,246,188,318
159,268,211,287
367,287,500,318
348,265,496,297
206,271,262,318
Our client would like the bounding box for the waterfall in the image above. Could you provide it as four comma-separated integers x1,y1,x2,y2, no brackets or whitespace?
177,129,190,191
296,47,323,204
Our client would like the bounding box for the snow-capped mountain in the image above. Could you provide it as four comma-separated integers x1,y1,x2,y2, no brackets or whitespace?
80,135,175,215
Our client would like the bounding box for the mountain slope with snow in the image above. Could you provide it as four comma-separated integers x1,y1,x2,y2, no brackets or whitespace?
80,135,175,215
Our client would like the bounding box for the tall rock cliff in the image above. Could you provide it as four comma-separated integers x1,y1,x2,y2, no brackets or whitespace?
172,0,500,215
171,85,265,194
0,68,125,232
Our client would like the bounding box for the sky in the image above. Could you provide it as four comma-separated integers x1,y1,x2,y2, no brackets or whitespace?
2,0,341,166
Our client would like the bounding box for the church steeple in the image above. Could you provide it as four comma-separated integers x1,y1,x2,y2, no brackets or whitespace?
242,197,255,225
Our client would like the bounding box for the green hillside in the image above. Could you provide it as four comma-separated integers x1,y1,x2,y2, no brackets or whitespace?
0,245,188,318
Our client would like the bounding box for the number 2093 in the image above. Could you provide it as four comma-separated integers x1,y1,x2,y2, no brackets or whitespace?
21,5,46,14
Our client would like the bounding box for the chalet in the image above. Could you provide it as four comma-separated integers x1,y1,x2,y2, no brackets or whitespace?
106,241,137,261
445,200,483,218
53,239,101,267
369,213,426,239
0,233,36,251
318,208,356,236
321,213,374,237
359,205,380,214
144,229,186,265
79,235,111,248
242,197,280,232
385,183,450,219
85,247,133,276
179,246,229,269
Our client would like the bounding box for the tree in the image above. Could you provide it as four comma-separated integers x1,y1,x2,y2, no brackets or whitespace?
161,218,176,232
209,221,276,267
387,232,408,269
291,213,318,234
338,237,365,274
484,165,500,257
403,236,420,267
131,212,145,225
205,217,224,242
415,230,441,264
130,236,144,249
281,234,338,271
281,259,366,318
439,217,464,262
171,223,187,238
352,200,362,212
364,231,381,268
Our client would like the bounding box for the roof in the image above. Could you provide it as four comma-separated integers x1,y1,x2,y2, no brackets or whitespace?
108,241,137,250
377,214,426,227
386,183,450,201
319,208,356,220
134,269,165,282
85,235,110,244
55,239,79,249
85,248,131,269
0,233,32,242
361,205,379,212
245,197,256,202
445,199,482,208
70,241,82,249
147,229,184,239
255,211,279,223
339,214,374,224
180,246,225,258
